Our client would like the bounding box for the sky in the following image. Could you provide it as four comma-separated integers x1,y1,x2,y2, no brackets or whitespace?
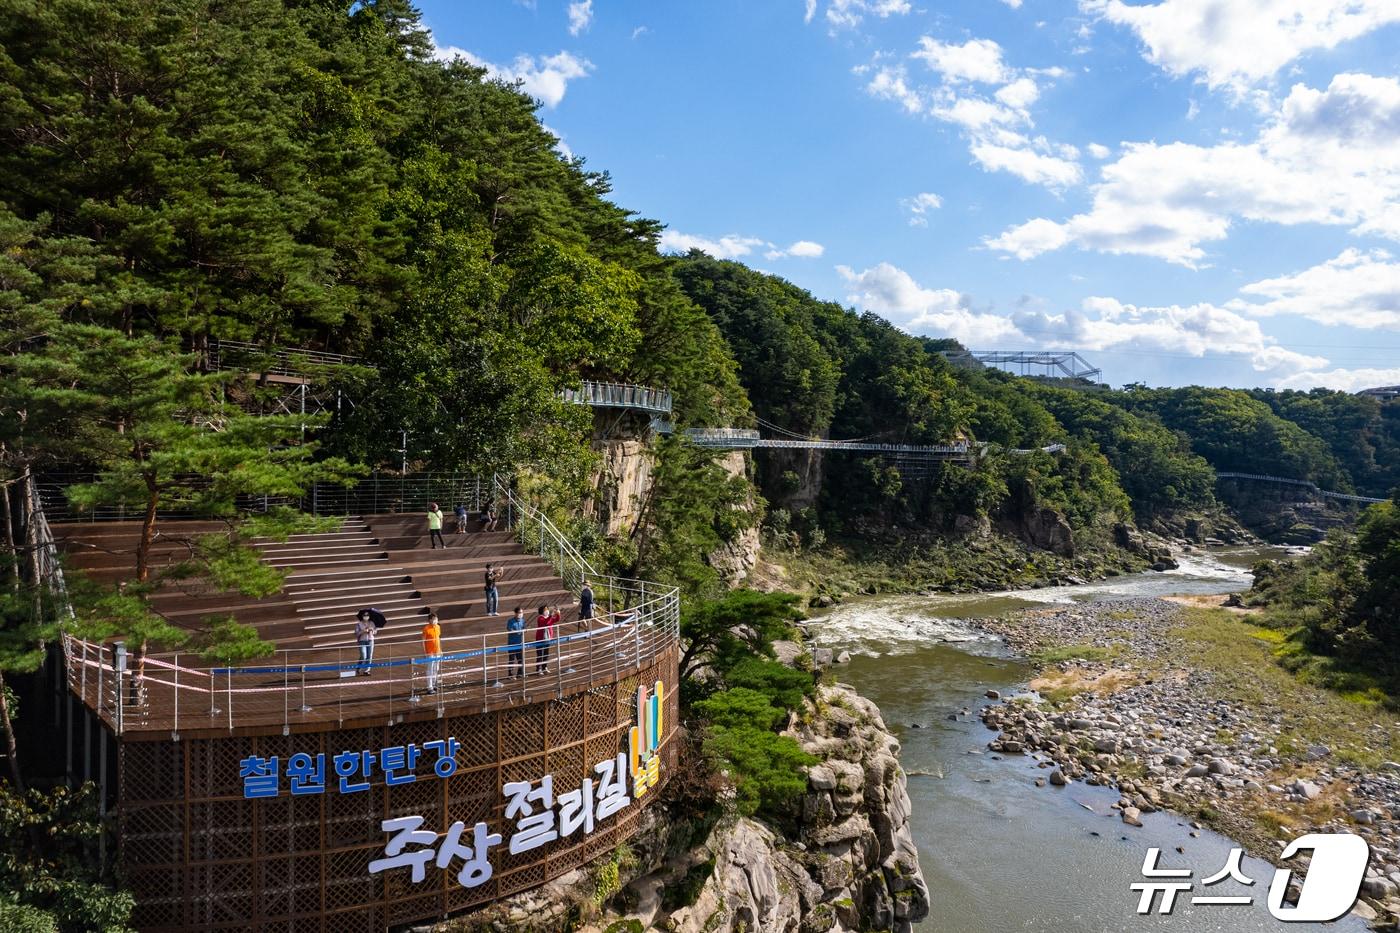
423,0,1400,391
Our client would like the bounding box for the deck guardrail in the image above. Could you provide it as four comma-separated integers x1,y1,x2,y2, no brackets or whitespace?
208,339,362,377
561,381,673,415
53,473,681,735
61,594,678,737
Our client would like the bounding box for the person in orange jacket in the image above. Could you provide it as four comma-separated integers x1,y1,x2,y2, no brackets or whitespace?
421,612,442,694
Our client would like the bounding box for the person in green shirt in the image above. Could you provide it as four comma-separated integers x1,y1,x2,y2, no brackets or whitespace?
426,502,446,549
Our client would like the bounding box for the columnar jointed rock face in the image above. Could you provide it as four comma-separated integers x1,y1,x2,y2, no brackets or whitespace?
445,685,927,932
645,682,929,933
786,683,931,932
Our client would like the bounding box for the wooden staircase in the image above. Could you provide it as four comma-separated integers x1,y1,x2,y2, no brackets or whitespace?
52,513,579,655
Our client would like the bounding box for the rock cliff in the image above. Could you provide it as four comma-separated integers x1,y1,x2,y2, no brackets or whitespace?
606,679,927,933
443,681,929,933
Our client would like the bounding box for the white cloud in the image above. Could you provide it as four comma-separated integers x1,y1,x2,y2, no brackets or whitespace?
999,0,1024,7
1087,142,1112,159
1013,296,1330,376
1084,0,1400,94
567,0,593,36
984,217,1073,258
659,232,766,260
970,142,1083,188
631,26,648,40
1229,248,1400,329
994,77,1040,109
911,37,1009,84
860,37,1081,192
540,123,573,160
865,65,924,114
824,0,912,30
837,263,1024,343
903,192,943,226
1275,366,1400,391
434,46,593,108
804,0,817,24
834,261,1372,386
986,73,1400,265
662,232,824,261
765,240,827,260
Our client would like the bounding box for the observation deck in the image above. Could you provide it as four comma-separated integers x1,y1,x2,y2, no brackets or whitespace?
53,481,679,740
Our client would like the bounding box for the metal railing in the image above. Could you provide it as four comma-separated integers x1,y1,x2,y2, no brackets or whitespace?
683,428,762,448
1215,472,1387,505
52,473,681,735
560,381,673,415
60,597,679,736
208,339,363,378
36,472,492,522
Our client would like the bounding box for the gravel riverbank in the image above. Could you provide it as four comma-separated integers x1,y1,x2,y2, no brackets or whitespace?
973,597,1400,927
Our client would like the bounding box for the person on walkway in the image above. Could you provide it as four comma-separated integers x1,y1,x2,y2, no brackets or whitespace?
483,499,499,532
354,610,376,675
534,604,557,674
483,563,501,616
421,612,442,694
578,580,594,625
454,502,468,535
506,607,525,679
427,503,446,549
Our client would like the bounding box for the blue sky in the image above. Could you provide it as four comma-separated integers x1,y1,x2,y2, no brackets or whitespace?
423,0,1400,391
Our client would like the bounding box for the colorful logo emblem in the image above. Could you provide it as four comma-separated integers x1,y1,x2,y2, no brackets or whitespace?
628,680,663,796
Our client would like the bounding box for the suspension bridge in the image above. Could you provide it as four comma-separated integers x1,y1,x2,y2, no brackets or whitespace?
1215,472,1388,505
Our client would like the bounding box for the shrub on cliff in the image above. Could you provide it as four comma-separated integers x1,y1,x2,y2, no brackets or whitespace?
699,717,816,818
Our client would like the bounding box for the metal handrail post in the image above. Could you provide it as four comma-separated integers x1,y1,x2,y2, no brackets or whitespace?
481,635,488,708
226,670,233,731
283,651,290,729
173,653,180,738
299,662,311,714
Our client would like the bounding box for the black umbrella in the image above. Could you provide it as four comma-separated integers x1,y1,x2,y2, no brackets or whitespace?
363,607,388,629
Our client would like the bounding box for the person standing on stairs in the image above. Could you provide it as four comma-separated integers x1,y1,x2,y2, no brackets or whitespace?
454,503,469,535
427,503,446,549
354,610,377,675
483,563,501,616
421,612,442,694
506,607,525,680
578,580,594,625
534,604,556,674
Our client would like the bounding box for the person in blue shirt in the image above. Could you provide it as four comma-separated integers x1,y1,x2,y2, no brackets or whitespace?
506,607,525,679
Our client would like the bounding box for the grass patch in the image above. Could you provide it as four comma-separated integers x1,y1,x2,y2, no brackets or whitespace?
1033,644,1119,665
1170,608,1400,769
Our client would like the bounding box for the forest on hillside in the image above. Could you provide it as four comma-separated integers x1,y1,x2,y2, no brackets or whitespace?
4,0,1398,578
3,1,1400,927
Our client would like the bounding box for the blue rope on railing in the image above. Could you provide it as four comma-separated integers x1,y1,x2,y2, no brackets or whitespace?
209,627,621,676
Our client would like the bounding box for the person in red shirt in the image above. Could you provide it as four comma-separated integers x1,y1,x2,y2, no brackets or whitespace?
534,603,556,674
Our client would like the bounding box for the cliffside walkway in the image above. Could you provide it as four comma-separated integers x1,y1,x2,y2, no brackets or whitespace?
1215,471,1388,505
682,428,1066,460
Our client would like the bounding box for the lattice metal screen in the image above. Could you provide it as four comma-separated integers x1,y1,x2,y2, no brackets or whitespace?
120,647,678,932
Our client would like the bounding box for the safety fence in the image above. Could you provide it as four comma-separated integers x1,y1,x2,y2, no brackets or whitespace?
61,598,678,737
560,381,673,415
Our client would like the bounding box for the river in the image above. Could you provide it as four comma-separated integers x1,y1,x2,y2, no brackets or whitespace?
809,546,1366,932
